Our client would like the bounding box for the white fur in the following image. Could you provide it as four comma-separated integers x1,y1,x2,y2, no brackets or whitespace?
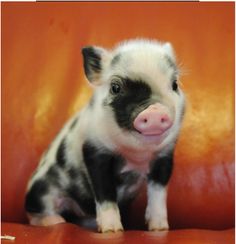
145,183,169,231
96,201,123,232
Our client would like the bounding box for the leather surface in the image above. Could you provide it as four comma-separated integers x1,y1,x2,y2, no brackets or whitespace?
2,1,234,235
1,223,235,244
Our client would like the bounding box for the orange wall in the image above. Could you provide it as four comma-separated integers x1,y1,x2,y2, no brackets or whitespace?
2,2,235,229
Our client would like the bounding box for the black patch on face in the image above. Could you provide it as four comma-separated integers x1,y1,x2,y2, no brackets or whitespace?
148,152,174,186
25,179,48,213
56,138,67,168
111,54,121,66
108,78,152,130
82,46,101,81
82,141,124,203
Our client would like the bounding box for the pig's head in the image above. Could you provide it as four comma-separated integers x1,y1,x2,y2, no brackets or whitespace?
82,39,185,153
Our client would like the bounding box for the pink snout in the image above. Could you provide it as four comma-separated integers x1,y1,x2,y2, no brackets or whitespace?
133,104,173,136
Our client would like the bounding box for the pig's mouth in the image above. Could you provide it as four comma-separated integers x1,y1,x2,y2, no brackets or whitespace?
134,128,169,138
133,118,173,138
133,127,171,143
135,129,167,136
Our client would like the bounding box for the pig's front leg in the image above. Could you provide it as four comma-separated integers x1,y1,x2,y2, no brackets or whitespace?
145,153,173,231
83,142,123,233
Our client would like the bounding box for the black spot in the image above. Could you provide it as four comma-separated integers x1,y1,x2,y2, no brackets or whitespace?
66,167,95,215
148,153,174,186
46,165,60,187
25,179,48,213
61,210,80,224
116,171,140,187
56,138,67,168
67,167,80,180
67,183,96,216
108,78,152,130
82,46,101,81
82,141,124,203
69,117,79,130
60,212,97,230
116,171,141,201
111,54,121,66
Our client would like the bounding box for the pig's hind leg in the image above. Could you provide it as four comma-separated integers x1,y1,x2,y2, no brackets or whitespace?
25,179,66,226
27,213,65,226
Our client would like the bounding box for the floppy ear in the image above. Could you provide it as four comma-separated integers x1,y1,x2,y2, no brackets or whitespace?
162,42,176,61
81,46,108,85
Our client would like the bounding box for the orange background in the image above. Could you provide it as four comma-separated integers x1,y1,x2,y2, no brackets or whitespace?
2,2,234,230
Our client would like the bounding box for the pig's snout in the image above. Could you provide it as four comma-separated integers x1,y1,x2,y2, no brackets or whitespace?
133,104,173,136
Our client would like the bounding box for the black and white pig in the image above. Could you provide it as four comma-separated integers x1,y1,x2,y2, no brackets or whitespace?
25,39,185,233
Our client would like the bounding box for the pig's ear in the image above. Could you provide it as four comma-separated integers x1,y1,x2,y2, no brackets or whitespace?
163,42,175,60
82,46,108,85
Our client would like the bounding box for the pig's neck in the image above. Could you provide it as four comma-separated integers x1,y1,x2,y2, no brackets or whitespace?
117,146,156,174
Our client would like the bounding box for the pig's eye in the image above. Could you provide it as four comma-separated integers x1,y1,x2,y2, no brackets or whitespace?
172,80,178,91
111,83,121,94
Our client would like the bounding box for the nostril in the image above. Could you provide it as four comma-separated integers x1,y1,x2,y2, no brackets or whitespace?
161,117,167,123
143,118,148,123
160,115,170,124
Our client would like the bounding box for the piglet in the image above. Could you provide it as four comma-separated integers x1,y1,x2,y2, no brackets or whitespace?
25,39,185,232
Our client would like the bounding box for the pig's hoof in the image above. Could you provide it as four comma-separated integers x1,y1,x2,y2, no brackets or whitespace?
97,218,124,233
98,222,124,233
98,228,124,233
28,214,66,226
96,202,124,233
147,220,169,231
98,227,123,233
